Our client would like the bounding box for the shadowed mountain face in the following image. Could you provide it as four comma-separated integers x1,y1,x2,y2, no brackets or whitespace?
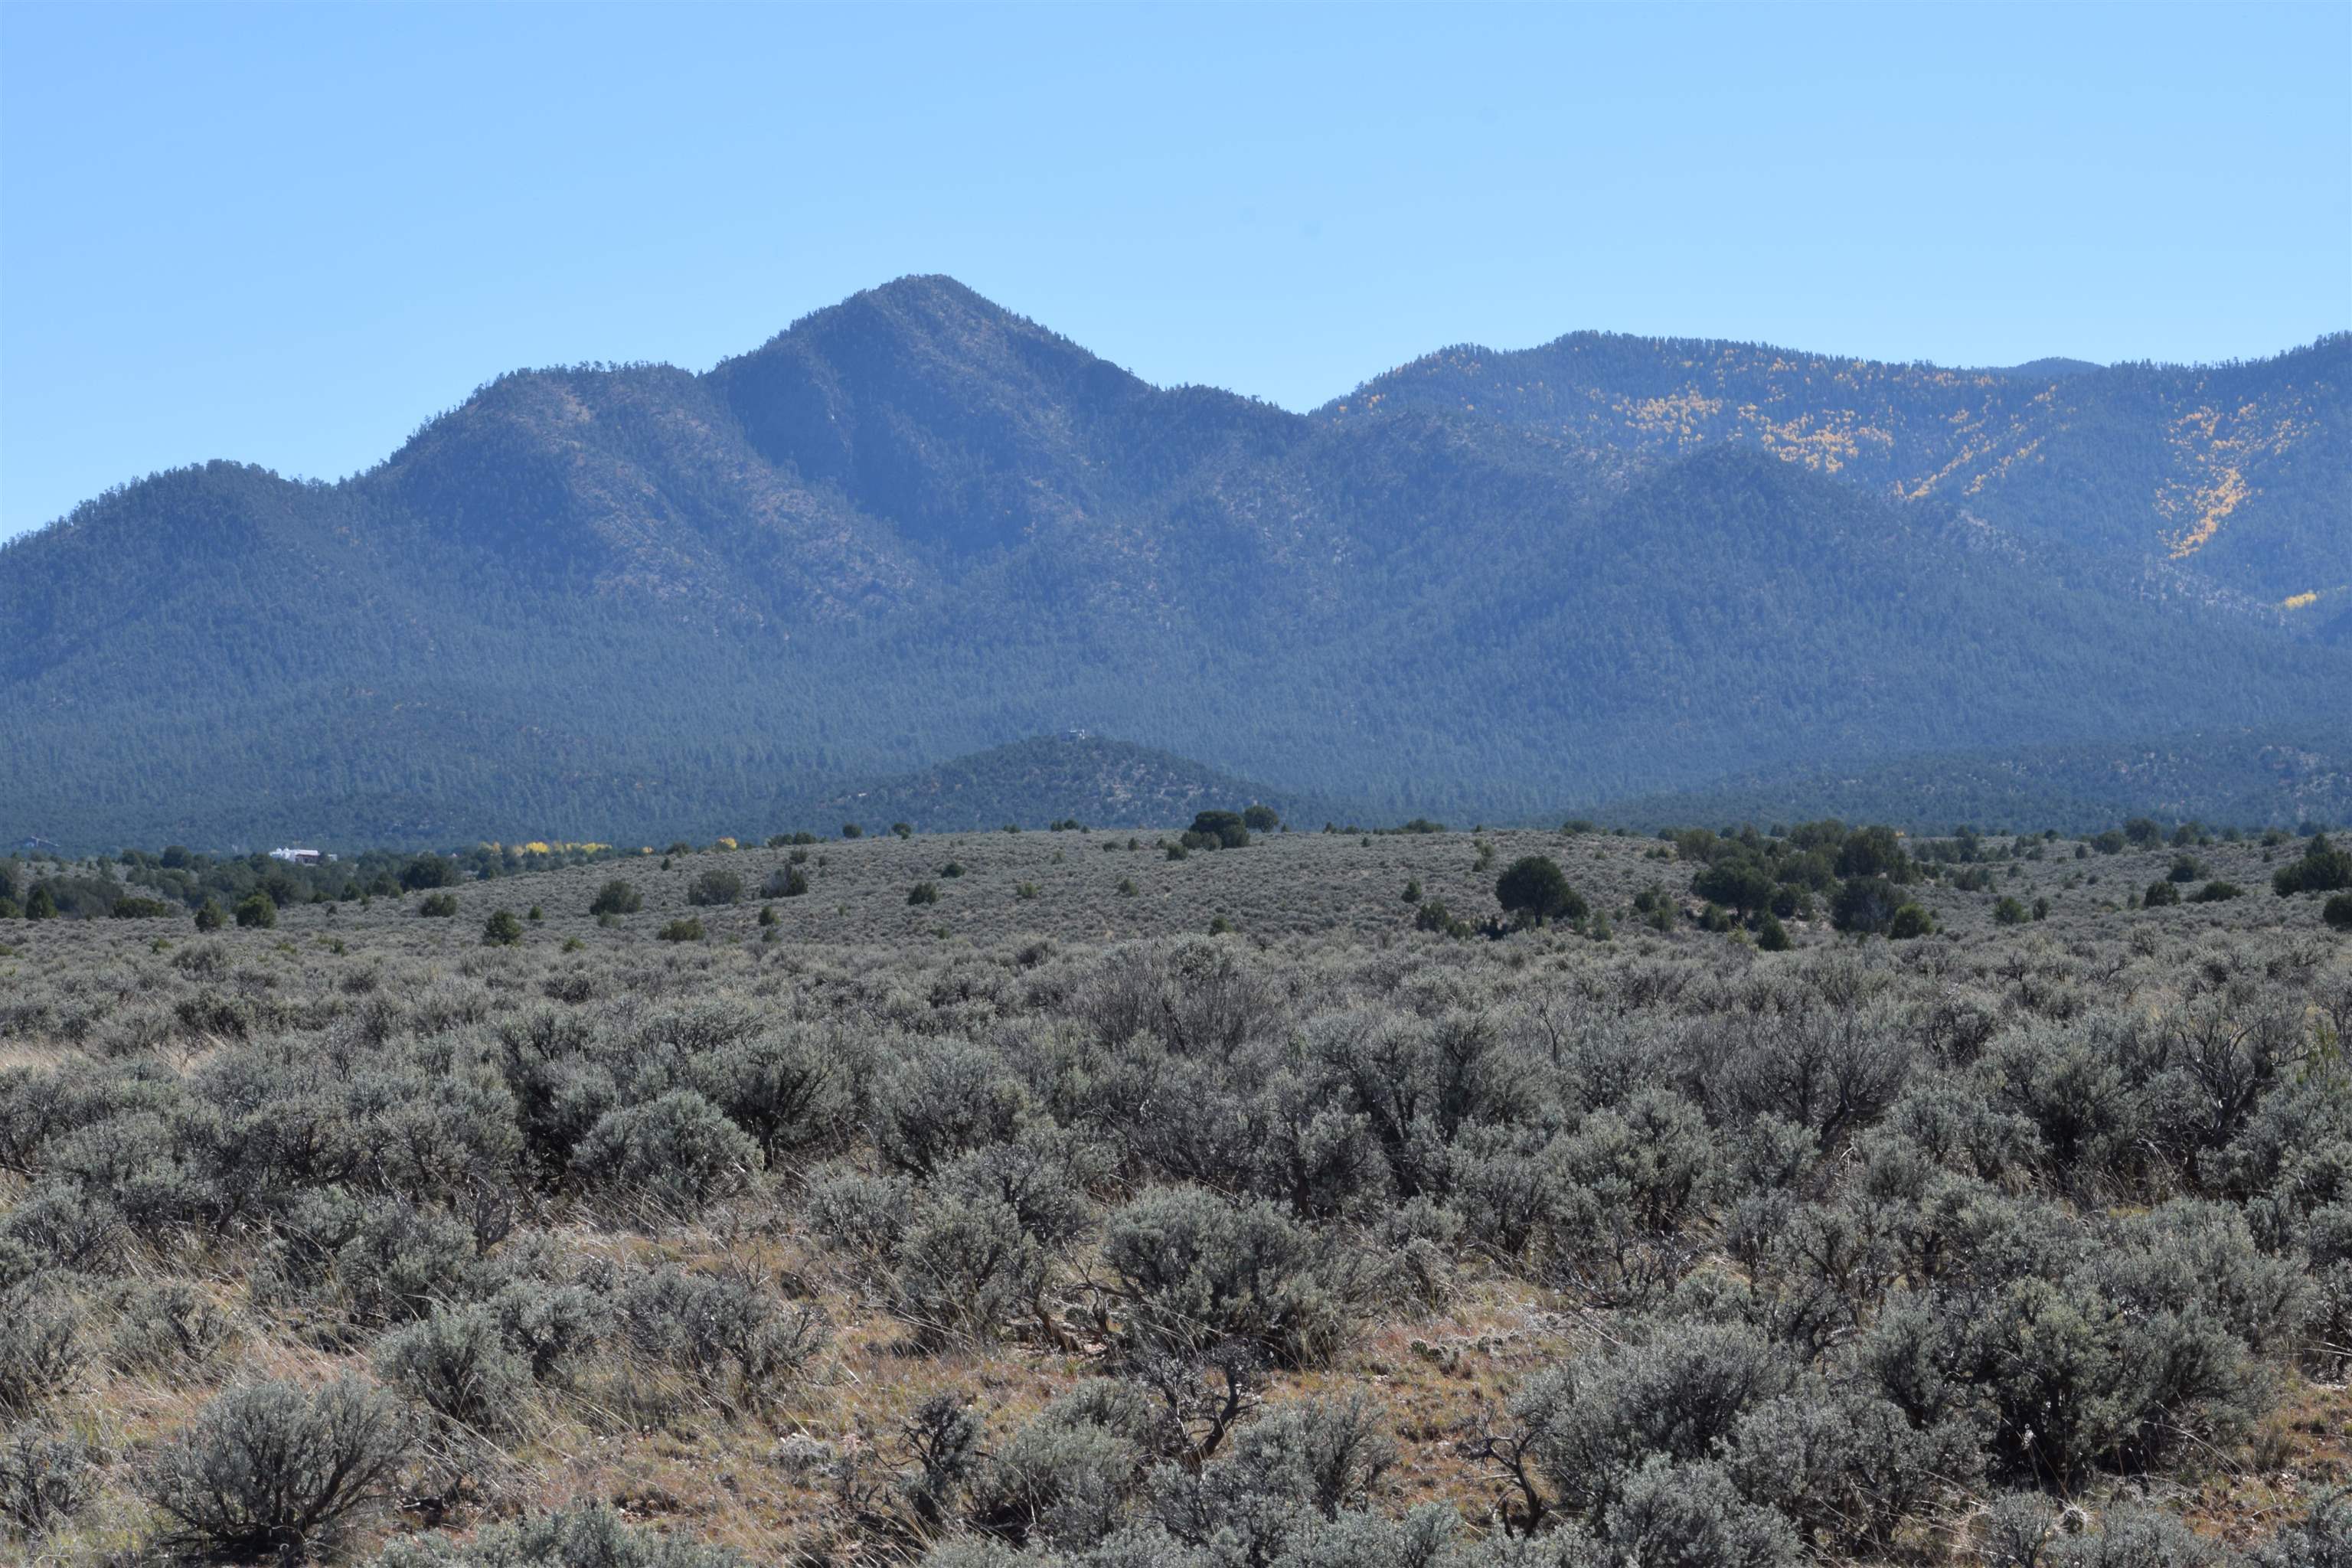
707,276,1306,557
2,276,2345,849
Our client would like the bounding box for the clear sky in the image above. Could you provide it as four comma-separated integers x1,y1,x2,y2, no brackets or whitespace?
2,1,2345,541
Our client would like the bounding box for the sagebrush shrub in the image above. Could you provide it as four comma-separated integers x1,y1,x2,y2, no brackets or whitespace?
374,1305,530,1435
962,1401,1138,1550
1601,1457,1798,1568
871,1042,1025,1179
1511,1322,1784,1520
1980,1493,2236,1568
327,1197,480,1328
573,1090,758,1218
0,1422,93,1534
140,1378,412,1563
689,1029,853,1166
0,1286,80,1416
1730,1386,1975,1553
616,1265,828,1411
1099,1185,1354,1367
2247,1487,2352,1567
486,1279,612,1387
2,1181,126,1273
889,1194,1053,1348
374,1503,746,1567
106,1279,235,1374
803,1162,916,1259
0,824,2337,1563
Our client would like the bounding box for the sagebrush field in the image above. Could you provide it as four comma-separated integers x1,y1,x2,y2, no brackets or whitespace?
3,821,2350,1566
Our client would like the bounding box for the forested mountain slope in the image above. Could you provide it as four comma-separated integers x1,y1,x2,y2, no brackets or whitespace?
1593,724,2352,834
1327,329,2350,619
782,734,1342,835
3,277,2344,849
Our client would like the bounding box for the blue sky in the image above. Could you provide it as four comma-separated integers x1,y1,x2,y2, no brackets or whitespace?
2,1,2345,541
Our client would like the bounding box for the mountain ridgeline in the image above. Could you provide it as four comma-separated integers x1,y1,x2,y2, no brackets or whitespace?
2,276,2345,848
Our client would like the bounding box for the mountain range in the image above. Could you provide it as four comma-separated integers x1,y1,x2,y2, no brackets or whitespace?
2,276,2345,849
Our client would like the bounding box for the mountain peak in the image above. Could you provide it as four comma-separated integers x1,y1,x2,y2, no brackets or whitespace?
740,273,1083,378
846,271,1001,315
708,279,1177,554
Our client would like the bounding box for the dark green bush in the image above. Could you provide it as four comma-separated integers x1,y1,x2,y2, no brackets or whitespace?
1183,810,1250,851
1413,897,1469,937
399,854,461,891
2275,835,2352,897
589,879,642,916
1886,902,1934,938
1831,877,1903,933
1495,855,1585,927
687,869,743,906
1836,825,1913,880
